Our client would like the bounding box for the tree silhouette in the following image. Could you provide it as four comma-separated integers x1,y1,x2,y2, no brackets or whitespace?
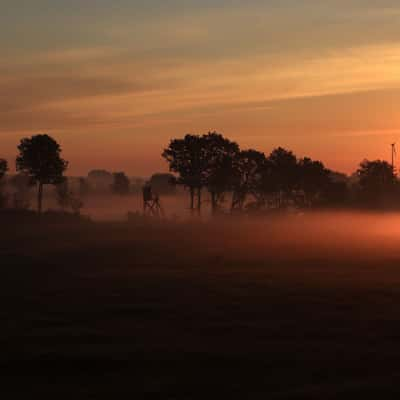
231,149,266,211
252,157,276,208
0,159,8,208
357,160,396,206
112,172,130,195
0,159,7,180
160,134,400,213
267,147,299,207
162,134,209,214
297,157,330,207
16,134,68,214
323,173,349,207
203,132,239,214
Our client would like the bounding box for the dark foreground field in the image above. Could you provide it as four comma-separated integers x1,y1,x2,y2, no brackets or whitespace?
3,211,400,398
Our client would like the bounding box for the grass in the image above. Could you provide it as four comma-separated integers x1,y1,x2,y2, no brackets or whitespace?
2,211,400,398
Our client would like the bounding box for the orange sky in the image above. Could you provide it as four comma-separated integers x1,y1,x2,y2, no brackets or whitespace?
2,1,400,176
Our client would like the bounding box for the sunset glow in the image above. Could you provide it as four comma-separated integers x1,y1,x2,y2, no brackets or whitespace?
5,3,400,396
2,1,400,175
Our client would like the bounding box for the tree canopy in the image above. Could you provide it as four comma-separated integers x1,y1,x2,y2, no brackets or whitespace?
16,134,68,213
162,133,358,213
0,159,8,180
163,133,215,212
356,160,397,207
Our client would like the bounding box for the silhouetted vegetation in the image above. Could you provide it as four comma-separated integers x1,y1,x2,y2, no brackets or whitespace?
356,159,398,208
162,134,208,214
4,132,400,399
0,158,7,180
2,131,400,217
16,134,68,214
112,172,130,195
163,132,400,213
204,133,239,214
0,158,8,207
231,149,265,212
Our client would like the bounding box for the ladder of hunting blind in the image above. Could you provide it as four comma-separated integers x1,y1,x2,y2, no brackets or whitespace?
143,186,164,218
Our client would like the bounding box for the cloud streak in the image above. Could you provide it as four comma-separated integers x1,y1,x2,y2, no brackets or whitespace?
2,1,400,174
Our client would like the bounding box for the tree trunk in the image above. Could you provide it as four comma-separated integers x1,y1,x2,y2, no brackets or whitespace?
236,192,245,211
189,187,195,214
211,191,216,216
197,187,201,215
38,182,43,214
231,191,237,213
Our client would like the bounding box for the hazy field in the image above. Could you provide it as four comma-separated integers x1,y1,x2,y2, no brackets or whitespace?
42,192,199,221
82,193,192,221
3,211,400,398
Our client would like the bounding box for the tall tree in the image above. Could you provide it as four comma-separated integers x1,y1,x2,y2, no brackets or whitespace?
231,149,266,211
267,147,299,207
297,157,330,207
0,159,8,208
203,132,240,214
162,134,209,214
357,159,396,206
0,159,7,180
16,134,68,214
323,172,350,207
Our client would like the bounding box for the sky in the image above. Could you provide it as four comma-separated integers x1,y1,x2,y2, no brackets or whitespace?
2,0,400,176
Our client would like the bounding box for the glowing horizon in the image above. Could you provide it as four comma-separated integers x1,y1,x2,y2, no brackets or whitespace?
2,1,400,176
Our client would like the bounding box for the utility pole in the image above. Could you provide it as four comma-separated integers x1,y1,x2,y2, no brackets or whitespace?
391,143,397,175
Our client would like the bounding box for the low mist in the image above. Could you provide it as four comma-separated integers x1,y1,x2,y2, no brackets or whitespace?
81,193,190,221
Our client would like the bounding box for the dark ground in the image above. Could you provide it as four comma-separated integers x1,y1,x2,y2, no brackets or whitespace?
3,211,400,398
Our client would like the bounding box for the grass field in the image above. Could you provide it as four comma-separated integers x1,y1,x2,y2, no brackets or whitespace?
3,211,400,398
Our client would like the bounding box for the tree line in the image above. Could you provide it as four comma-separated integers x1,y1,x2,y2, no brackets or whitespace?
0,132,399,216
0,134,176,214
163,132,400,213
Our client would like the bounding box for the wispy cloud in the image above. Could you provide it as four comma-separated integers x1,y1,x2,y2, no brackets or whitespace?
2,1,400,174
